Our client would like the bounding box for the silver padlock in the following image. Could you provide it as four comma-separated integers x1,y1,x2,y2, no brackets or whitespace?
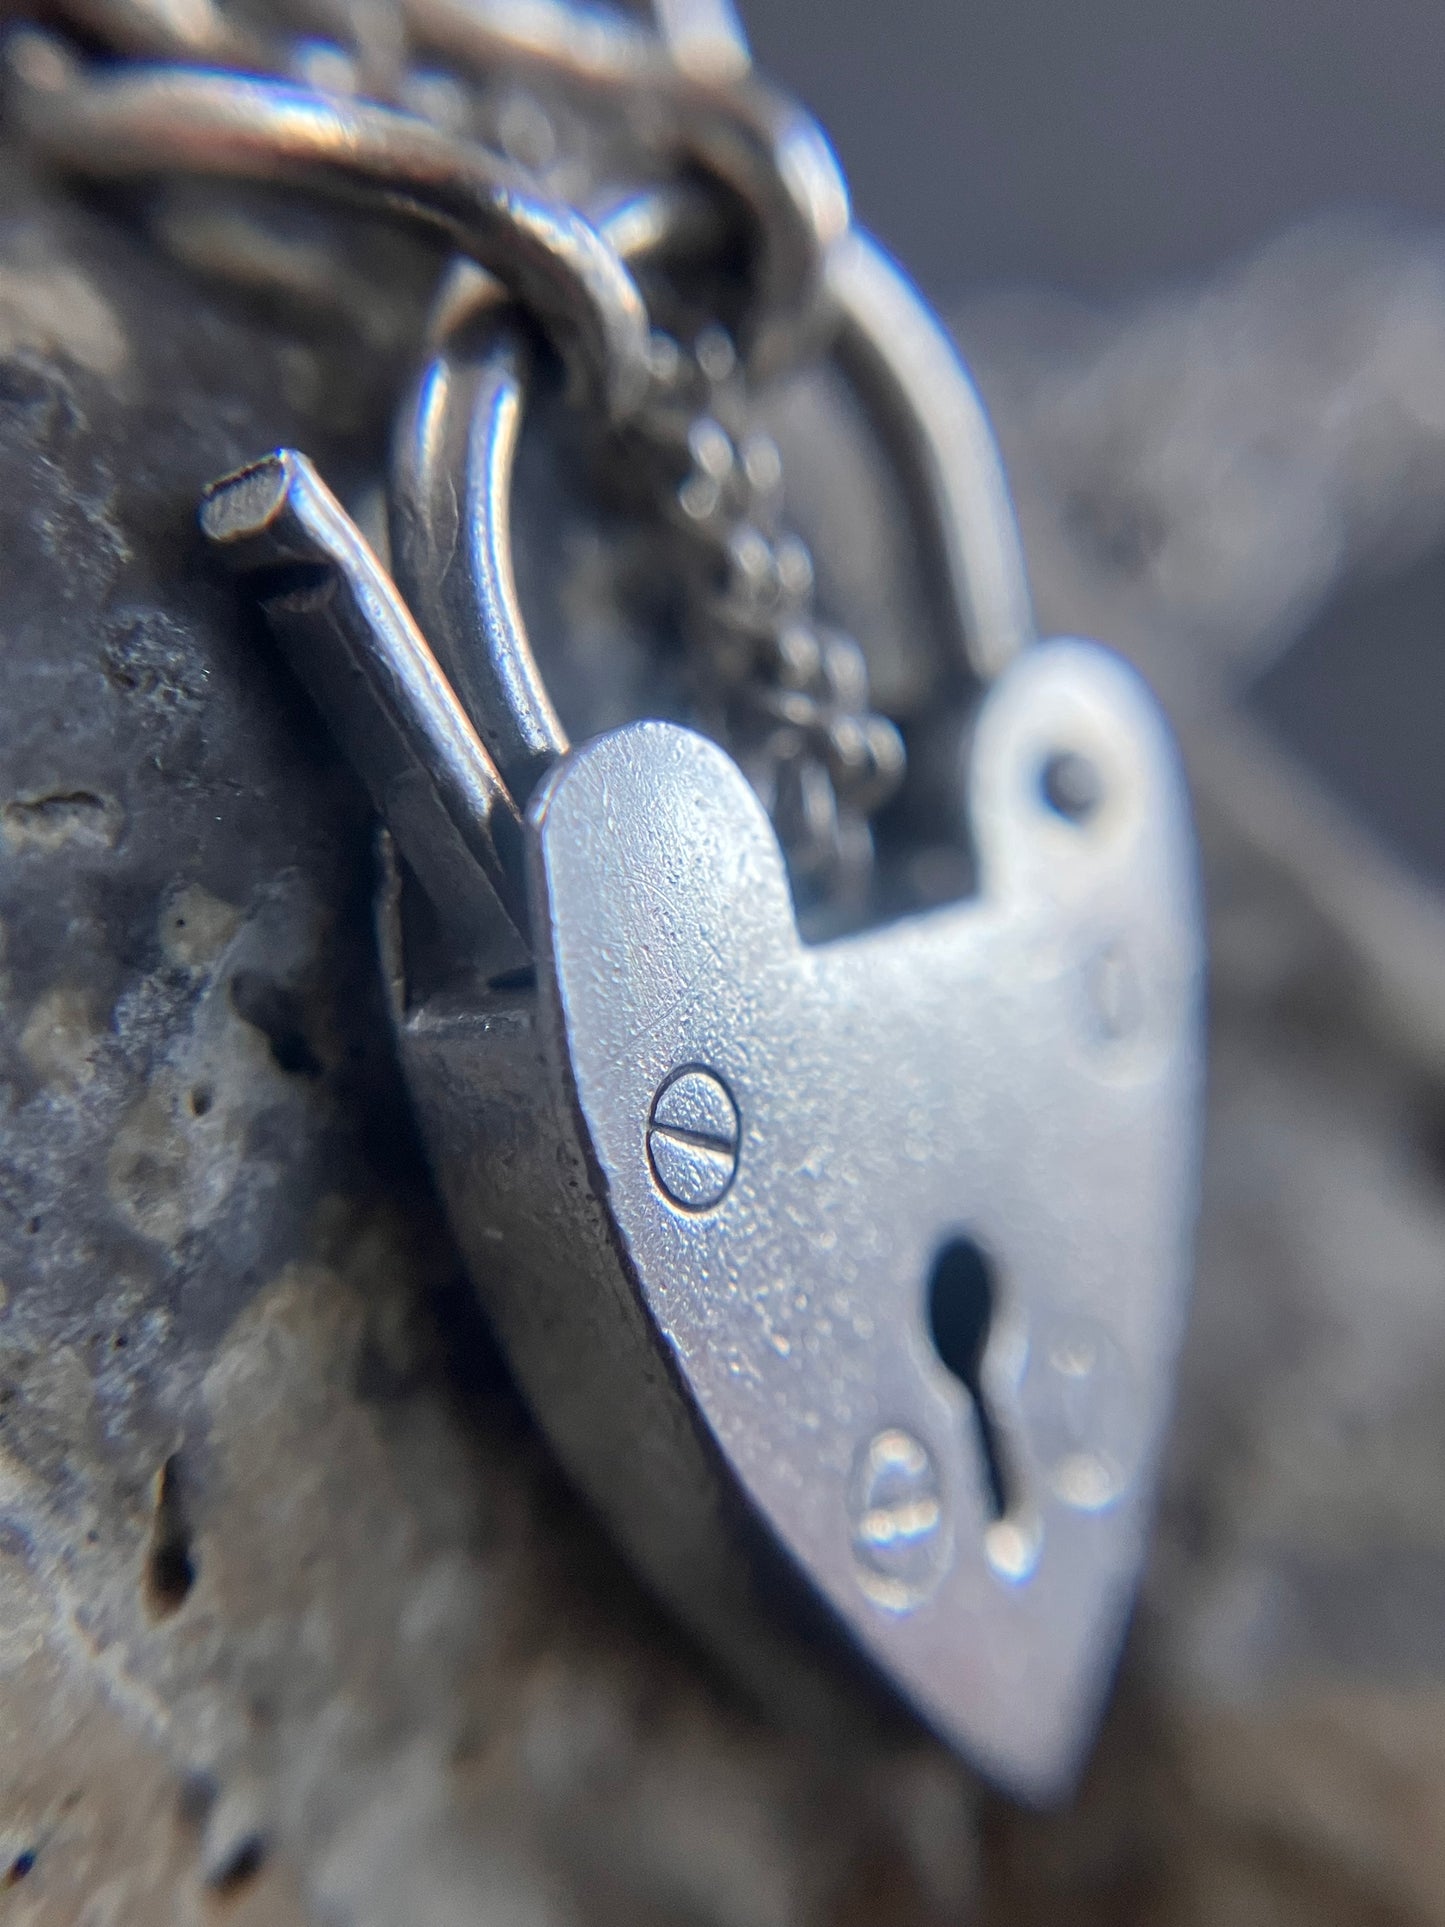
200,230,1202,1801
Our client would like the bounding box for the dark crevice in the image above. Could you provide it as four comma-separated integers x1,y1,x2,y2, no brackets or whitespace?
4,1850,36,1886
253,562,336,612
487,965,538,994
1040,749,1103,824
144,1453,196,1619
206,1834,266,1897
229,969,324,1078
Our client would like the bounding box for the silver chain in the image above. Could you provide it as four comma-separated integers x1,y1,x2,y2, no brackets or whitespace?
615,322,905,898
8,0,906,901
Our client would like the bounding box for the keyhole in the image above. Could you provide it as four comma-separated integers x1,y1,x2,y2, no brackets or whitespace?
927,1237,1013,1520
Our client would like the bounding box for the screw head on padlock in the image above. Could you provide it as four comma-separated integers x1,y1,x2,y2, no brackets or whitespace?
184,0,1204,1803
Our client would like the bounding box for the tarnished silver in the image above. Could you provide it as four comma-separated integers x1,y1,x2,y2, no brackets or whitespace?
20,0,1206,1799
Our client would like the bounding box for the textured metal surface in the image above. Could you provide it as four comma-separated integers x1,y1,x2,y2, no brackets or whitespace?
0,37,1440,1895
0,148,987,1922
526,640,1203,1795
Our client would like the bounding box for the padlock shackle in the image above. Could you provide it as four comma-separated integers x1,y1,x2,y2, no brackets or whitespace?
391,183,726,809
829,234,1036,684
392,220,1035,810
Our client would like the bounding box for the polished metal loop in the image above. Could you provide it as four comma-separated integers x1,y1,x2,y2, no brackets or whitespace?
27,0,846,373
7,33,653,419
829,233,1035,682
392,208,1034,821
390,186,707,802
400,0,849,371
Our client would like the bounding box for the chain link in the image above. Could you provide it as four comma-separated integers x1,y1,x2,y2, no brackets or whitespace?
9,0,907,899
616,322,905,897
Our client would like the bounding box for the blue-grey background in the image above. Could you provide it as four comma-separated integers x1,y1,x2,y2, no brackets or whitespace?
745,0,1445,303
742,0,1445,885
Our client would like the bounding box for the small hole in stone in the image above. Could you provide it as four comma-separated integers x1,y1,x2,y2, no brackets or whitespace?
927,1237,1013,1520
176,1772,217,1829
144,1454,195,1619
229,970,323,1079
1040,750,1103,824
187,1085,213,1118
24,1218,39,1236
5,1850,36,1885
207,1835,265,1896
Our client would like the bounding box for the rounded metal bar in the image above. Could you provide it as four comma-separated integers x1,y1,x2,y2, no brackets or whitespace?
400,0,848,369
391,183,718,803
32,0,261,62
829,230,1036,682
393,331,561,803
650,0,750,80
6,37,653,419
394,209,1034,824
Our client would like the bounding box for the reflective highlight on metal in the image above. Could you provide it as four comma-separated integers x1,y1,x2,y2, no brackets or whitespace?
390,186,712,803
650,0,750,80
200,449,529,971
7,38,652,419
393,331,565,804
829,232,1036,681
391,218,1033,849
19,0,1209,1801
398,0,849,365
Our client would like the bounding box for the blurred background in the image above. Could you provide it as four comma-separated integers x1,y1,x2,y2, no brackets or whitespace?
745,0,1445,890
752,0,1445,301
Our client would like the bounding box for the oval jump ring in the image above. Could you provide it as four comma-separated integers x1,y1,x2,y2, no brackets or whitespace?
6,35,653,419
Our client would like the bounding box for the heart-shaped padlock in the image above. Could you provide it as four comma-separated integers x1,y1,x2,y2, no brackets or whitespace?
201,224,1203,1799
